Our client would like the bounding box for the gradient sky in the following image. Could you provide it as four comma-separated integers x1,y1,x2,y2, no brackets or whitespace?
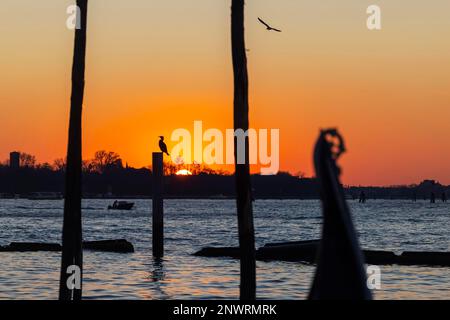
1,0,450,185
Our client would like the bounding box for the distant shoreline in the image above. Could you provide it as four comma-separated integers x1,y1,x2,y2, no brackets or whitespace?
2,163,448,201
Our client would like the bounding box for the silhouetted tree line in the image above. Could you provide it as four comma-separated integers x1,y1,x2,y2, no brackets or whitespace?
0,152,448,199
0,150,317,197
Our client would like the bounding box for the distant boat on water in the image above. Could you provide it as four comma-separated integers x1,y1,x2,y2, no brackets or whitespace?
27,192,63,200
108,201,134,210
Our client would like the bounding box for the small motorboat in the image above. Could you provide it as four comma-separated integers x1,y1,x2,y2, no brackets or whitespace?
108,201,135,210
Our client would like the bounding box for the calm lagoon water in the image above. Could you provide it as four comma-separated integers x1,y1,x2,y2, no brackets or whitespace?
0,199,448,299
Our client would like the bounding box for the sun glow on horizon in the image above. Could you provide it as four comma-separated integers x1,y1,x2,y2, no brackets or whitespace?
176,169,193,176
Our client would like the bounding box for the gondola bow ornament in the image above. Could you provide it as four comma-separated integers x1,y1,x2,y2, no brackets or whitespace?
309,129,372,300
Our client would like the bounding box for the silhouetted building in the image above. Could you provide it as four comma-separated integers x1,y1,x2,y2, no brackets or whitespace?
9,152,20,169
430,192,436,204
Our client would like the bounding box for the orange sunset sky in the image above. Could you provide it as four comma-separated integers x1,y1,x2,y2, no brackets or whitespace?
1,0,450,186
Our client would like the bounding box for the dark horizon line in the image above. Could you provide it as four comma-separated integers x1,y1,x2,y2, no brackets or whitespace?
2,151,449,189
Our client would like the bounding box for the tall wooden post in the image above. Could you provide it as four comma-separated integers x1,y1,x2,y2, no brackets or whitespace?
231,0,256,300
152,152,164,258
59,0,88,301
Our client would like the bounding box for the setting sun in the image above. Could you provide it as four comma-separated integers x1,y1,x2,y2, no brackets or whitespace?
176,169,192,176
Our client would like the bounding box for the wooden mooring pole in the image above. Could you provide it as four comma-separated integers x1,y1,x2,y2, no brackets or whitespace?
152,152,164,258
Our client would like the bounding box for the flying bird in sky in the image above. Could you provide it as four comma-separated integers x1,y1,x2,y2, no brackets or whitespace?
258,17,282,32
159,136,170,156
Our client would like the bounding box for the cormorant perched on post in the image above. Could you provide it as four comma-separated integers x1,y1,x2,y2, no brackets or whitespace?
158,136,169,156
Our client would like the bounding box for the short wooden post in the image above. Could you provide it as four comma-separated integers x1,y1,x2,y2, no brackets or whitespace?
152,152,164,257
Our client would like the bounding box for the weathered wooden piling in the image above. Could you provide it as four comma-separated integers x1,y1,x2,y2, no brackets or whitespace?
194,245,450,267
359,191,367,203
59,0,88,301
0,240,134,253
231,0,256,300
399,251,450,266
152,152,164,258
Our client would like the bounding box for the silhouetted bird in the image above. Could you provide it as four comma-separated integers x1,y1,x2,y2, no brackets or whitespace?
258,17,282,32
158,136,169,156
